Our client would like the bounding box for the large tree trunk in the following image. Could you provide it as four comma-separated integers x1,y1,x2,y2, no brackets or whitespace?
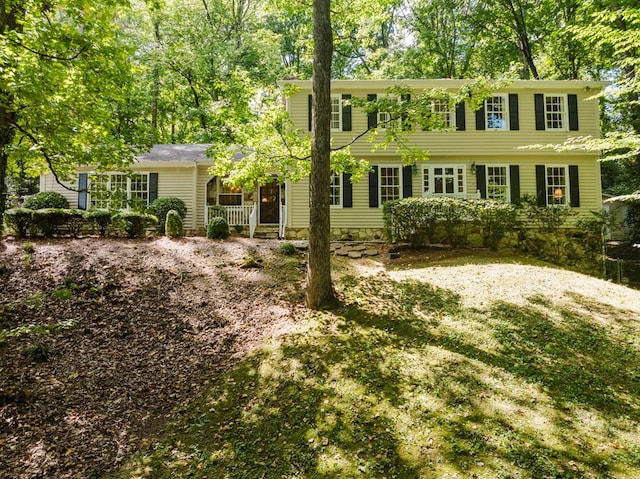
306,0,337,310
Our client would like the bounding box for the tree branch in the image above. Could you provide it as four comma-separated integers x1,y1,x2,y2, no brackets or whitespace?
7,37,88,62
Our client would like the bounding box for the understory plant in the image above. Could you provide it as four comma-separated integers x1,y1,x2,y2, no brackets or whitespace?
149,197,187,235
165,209,184,238
207,216,230,240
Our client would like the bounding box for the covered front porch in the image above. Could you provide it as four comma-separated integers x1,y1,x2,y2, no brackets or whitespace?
205,176,286,238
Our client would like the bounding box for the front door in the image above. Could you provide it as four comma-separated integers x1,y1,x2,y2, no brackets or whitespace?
259,180,280,224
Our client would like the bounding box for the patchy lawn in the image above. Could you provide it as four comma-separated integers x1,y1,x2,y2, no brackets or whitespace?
2,239,640,478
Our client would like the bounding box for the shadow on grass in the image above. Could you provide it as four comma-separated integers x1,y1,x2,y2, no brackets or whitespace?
114,275,640,479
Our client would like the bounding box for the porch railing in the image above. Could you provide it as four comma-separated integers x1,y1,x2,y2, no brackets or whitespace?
279,204,287,239
207,205,255,228
249,206,258,238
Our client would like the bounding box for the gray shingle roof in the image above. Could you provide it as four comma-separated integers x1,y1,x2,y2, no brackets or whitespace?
136,144,212,163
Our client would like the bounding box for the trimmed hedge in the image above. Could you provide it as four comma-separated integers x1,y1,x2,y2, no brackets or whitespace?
4,208,33,238
85,210,113,237
23,192,69,210
207,216,229,240
113,212,158,238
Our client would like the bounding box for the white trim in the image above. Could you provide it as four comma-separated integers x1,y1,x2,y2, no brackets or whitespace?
88,172,151,210
432,99,455,129
421,164,467,197
484,164,511,202
378,164,403,207
544,164,570,206
330,94,343,132
485,94,509,131
543,93,568,131
330,171,342,208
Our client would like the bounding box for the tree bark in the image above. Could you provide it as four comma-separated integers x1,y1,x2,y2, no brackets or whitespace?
306,0,337,310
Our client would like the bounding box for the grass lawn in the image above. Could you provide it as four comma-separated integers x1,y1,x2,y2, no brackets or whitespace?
111,265,640,478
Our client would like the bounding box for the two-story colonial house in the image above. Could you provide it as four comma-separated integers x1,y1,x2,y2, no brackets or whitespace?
40,79,607,239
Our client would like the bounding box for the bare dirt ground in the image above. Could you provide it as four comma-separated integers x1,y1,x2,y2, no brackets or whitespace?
0,237,306,479
2,238,640,478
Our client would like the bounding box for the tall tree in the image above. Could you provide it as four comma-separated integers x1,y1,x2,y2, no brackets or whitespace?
0,0,141,227
307,0,337,309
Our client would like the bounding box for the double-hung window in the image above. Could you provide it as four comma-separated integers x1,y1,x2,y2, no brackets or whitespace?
330,94,342,131
546,166,568,206
90,173,150,210
485,95,508,130
432,99,453,128
380,166,401,203
422,165,466,196
486,166,509,201
544,95,567,130
330,171,342,207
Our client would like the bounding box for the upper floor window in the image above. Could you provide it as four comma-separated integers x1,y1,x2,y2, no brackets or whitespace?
90,173,150,210
485,95,508,130
486,166,509,201
422,165,466,196
330,95,342,131
544,95,567,130
330,171,341,207
432,100,454,128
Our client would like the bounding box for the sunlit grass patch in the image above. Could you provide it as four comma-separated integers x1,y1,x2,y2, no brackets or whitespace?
112,275,640,479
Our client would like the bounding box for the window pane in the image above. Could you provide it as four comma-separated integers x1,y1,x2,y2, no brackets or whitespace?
380,167,400,203
330,171,341,206
487,166,508,201
330,96,341,130
545,96,565,129
486,96,506,130
546,166,567,205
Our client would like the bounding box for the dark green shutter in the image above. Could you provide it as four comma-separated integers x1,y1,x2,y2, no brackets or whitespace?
367,94,378,129
476,165,486,199
569,165,580,207
509,94,519,130
342,94,352,131
402,166,412,198
78,173,88,210
535,165,546,206
475,105,485,130
368,166,379,208
343,173,352,207
535,94,545,130
149,173,158,203
308,94,312,131
509,165,520,204
401,93,412,131
568,94,579,131
456,102,466,131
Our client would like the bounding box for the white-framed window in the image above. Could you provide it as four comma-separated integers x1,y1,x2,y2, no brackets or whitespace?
379,166,402,204
218,179,243,206
422,165,466,196
486,165,509,201
376,96,401,130
546,165,568,206
432,99,454,128
544,94,567,131
89,173,150,210
485,95,508,130
330,171,341,207
330,94,342,131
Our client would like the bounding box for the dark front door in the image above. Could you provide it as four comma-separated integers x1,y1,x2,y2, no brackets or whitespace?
259,180,280,224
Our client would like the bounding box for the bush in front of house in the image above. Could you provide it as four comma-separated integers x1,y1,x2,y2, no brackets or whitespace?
165,210,184,238
85,210,113,237
23,191,69,210
474,200,519,251
113,212,158,238
149,197,187,235
207,216,229,240
4,208,34,238
31,208,68,237
383,198,438,247
63,209,86,238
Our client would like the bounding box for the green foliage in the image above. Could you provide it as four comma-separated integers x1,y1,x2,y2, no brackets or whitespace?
207,217,230,240
31,208,68,237
624,201,640,243
165,210,184,238
22,242,34,254
113,212,158,239
383,198,439,246
519,195,575,233
208,205,228,221
475,200,519,251
149,197,187,235
4,208,33,238
23,192,69,210
278,242,297,255
86,210,113,237
64,209,86,238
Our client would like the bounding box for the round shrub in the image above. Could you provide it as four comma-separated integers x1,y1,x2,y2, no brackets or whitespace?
149,197,187,234
207,216,229,240
23,191,69,210
113,212,158,239
86,210,113,237
4,208,34,238
165,209,184,238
